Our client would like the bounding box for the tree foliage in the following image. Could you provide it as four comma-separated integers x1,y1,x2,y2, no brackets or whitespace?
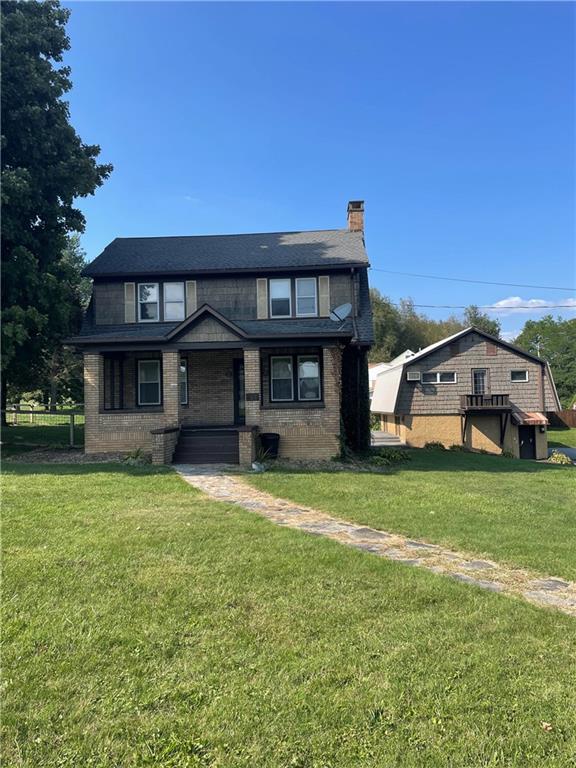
514,316,576,408
369,291,498,362
1,0,111,404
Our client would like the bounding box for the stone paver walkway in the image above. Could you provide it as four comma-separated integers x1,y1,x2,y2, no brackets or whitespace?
174,465,576,617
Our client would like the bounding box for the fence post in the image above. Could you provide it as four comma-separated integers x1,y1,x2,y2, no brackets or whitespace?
69,414,75,448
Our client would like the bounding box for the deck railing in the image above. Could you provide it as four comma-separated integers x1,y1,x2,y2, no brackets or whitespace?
460,394,510,410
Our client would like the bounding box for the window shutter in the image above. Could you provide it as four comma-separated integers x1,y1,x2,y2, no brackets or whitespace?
124,282,136,323
257,278,268,319
186,281,197,316
318,275,330,317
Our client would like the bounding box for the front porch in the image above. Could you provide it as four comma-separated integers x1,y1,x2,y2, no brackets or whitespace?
84,344,343,465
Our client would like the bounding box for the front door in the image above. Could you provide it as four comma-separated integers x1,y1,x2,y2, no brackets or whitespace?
519,426,536,459
472,369,489,396
233,359,245,425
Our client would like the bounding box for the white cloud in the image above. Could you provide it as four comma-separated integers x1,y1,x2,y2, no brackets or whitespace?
487,296,576,316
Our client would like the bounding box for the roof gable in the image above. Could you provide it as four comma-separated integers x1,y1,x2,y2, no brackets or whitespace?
166,305,247,342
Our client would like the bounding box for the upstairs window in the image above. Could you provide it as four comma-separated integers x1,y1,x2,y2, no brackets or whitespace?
296,278,317,316
138,283,159,322
422,371,457,384
164,283,185,321
511,370,528,382
137,360,161,405
269,279,291,318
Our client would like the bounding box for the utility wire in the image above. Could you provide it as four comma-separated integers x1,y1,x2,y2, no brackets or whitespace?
396,303,575,310
369,268,576,293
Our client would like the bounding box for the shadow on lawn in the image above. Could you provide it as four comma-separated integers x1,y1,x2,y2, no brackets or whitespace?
271,451,571,476
2,462,171,477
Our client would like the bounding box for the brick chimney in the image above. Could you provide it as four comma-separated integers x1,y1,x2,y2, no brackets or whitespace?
347,200,364,232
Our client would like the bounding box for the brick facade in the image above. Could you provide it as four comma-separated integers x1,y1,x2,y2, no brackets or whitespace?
379,412,548,459
84,344,343,462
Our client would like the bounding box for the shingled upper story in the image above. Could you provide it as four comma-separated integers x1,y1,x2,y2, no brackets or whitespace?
69,201,374,464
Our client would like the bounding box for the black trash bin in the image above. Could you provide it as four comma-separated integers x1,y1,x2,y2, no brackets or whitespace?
260,432,280,459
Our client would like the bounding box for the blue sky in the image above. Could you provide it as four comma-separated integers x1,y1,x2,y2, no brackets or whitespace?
64,1,575,338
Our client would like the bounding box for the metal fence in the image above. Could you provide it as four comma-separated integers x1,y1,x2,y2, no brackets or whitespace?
2,406,85,448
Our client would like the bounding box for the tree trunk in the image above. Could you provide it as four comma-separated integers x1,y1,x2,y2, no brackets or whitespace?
49,377,58,412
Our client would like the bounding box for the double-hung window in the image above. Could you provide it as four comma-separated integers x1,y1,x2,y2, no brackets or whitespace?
269,279,291,318
179,358,188,405
295,278,317,316
138,360,161,405
297,356,321,400
270,354,321,402
138,283,159,322
270,356,294,401
164,282,185,321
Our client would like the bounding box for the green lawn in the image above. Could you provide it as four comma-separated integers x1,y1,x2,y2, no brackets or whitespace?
2,463,575,767
548,427,576,449
1,421,85,455
248,451,576,581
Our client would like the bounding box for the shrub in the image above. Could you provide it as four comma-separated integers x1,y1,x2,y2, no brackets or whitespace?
424,441,446,451
448,444,467,452
369,447,411,467
123,448,151,466
547,450,573,465
501,450,515,459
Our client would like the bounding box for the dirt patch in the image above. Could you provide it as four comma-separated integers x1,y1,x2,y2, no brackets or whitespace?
4,448,128,464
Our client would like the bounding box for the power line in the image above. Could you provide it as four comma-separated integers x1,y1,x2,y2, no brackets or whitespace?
370,268,576,293
397,303,575,310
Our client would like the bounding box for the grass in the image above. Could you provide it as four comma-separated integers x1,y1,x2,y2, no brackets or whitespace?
2,462,575,767
1,422,85,455
548,427,576,449
247,450,576,581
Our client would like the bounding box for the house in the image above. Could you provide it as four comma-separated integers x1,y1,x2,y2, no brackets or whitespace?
68,201,373,465
369,351,415,400
370,327,561,459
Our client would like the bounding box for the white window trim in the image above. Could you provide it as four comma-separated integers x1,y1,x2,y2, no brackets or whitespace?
137,359,161,406
295,277,318,317
270,355,294,402
297,354,321,401
422,371,458,384
269,279,292,319
164,282,186,321
180,358,188,406
137,282,159,323
511,370,529,382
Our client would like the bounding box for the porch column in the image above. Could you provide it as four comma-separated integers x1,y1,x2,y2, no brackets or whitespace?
84,352,103,453
243,348,260,426
162,350,180,427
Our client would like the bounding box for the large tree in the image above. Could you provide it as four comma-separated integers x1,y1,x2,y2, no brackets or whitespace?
514,316,576,408
1,1,112,413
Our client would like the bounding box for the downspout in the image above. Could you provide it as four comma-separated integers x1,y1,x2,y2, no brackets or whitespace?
540,363,546,413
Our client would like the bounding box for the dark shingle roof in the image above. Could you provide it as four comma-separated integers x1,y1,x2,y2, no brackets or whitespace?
83,229,368,277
